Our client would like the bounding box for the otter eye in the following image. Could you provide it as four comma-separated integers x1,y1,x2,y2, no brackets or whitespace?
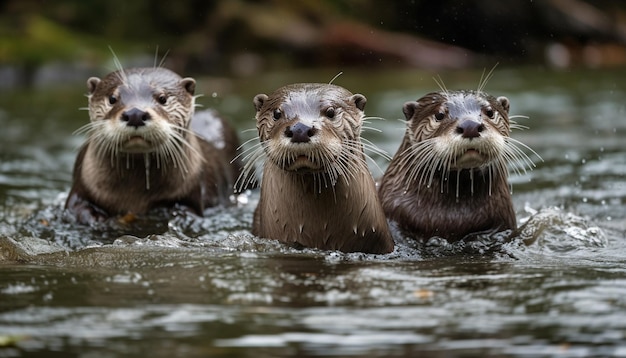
157,94,168,105
324,107,335,119
434,112,445,121
273,109,282,120
485,108,495,119
108,95,117,105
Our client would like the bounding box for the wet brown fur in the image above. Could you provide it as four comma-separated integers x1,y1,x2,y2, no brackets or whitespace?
65,67,241,224
379,90,521,241
250,83,394,254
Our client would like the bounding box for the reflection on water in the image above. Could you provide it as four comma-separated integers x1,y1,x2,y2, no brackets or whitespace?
0,67,625,357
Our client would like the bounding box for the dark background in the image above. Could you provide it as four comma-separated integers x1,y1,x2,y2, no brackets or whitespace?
1,0,626,87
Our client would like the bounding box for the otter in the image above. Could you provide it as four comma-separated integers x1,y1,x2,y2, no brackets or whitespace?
378,89,538,241
65,67,242,224
245,83,394,254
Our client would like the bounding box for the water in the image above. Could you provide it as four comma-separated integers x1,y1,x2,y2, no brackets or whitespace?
0,67,625,357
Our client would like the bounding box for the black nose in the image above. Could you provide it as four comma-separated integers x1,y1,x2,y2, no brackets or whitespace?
121,108,150,128
285,122,317,143
456,120,484,138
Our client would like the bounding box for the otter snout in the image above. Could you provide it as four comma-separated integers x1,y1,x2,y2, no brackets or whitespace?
456,119,484,139
285,122,317,143
121,108,150,128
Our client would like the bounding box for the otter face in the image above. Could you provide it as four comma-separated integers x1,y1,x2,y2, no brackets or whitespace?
85,68,196,155
253,84,366,173
403,91,510,171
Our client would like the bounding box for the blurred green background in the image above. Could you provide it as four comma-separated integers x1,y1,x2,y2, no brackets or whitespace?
1,0,626,90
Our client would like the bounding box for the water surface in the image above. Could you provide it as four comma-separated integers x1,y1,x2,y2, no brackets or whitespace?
0,67,625,357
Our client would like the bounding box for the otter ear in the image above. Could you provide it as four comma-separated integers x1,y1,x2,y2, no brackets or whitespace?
402,101,419,121
181,78,196,95
497,96,510,114
253,94,268,112
87,77,101,95
351,94,367,111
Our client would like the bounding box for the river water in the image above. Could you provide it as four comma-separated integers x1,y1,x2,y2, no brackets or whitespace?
0,67,624,357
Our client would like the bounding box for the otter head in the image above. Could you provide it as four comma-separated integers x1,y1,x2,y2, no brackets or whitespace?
252,83,367,174
402,90,511,172
85,67,196,155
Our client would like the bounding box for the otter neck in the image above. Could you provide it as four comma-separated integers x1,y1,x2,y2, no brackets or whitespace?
263,161,350,197
85,134,202,190
256,160,393,253
423,166,506,200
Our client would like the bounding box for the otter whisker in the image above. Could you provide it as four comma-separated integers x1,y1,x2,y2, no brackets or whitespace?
164,129,200,175
408,146,437,188
508,114,529,120
397,144,428,189
333,152,360,183
168,142,189,173
73,121,99,137
433,75,448,95
502,137,542,175
155,48,170,69
235,135,263,153
108,48,128,85
400,139,440,190
487,163,494,196
499,148,527,176
360,138,391,161
505,137,543,165
510,124,529,132
236,141,264,163
235,144,265,192
508,115,530,131
469,168,475,196
328,72,343,85
495,160,510,187
363,116,386,122
343,139,381,175
159,140,187,174
361,125,383,133
430,153,446,193
477,63,498,93
164,133,192,172
440,151,455,194
168,125,205,162
143,152,151,190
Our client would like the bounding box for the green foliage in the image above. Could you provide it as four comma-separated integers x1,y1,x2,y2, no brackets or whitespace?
0,13,133,66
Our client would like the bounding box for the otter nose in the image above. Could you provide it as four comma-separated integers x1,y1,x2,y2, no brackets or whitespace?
456,120,484,139
285,122,317,143
121,108,150,128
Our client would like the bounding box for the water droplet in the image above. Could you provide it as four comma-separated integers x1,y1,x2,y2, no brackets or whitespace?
212,92,218,98
607,216,612,221
582,197,588,203
581,159,586,164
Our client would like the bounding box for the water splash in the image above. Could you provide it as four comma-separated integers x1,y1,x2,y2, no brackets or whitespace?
514,206,608,253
